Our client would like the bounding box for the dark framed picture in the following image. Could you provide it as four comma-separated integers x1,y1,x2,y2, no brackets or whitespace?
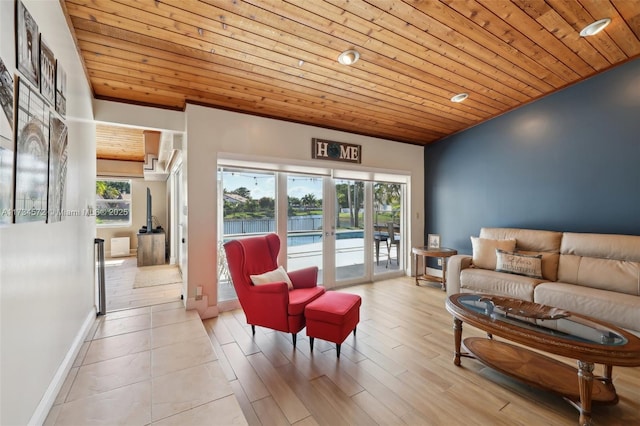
14,76,49,223
0,134,14,225
55,61,66,117
0,57,14,130
47,113,68,223
0,57,15,225
40,37,56,105
16,0,39,88
428,233,441,249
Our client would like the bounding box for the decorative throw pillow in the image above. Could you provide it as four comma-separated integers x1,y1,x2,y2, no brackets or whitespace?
470,237,517,270
250,266,293,289
495,249,543,279
517,250,559,281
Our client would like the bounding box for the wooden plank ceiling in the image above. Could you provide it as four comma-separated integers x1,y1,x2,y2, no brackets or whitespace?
96,124,144,161
63,0,640,145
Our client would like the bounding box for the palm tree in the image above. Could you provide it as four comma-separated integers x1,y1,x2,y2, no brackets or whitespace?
301,193,317,209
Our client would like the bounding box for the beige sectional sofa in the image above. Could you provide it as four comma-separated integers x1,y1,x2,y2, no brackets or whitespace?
446,227,640,335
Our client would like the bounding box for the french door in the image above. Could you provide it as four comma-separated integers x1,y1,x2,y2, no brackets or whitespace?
321,178,404,288
218,165,406,299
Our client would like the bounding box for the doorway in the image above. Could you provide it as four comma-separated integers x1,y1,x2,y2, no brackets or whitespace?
218,164,407,300
322,178,404,288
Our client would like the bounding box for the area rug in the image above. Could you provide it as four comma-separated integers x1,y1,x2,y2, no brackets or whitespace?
133,264,182,288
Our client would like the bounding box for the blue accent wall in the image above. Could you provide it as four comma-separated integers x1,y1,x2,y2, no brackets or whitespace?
425,58,640,255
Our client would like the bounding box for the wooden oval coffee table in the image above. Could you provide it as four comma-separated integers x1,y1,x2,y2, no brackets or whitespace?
446,293,640,426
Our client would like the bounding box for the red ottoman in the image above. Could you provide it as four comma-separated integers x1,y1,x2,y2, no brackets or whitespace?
305,291,361,358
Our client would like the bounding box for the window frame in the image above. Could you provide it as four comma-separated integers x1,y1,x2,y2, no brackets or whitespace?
95,178,132,228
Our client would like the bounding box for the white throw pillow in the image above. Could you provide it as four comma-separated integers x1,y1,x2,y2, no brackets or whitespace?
250,266,293,289
470,236,516,270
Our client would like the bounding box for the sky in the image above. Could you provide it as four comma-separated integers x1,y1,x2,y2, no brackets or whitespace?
221,170,323,200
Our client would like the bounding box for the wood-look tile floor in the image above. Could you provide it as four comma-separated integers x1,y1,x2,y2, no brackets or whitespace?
104,256,182,312
46,268,640,425
205,277,640,426
44,302,246,425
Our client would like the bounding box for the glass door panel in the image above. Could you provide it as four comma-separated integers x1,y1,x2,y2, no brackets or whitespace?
218,168,276,301
373,181,404,275
334,179,366,283
286,174,324,283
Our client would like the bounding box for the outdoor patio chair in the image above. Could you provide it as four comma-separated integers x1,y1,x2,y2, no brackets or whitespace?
387,222,400,267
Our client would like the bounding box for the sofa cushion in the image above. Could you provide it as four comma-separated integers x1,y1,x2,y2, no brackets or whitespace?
558,232,640,295
496,249,543,279
481,228,563,281
460,268,543,301
480,227,563,252
471,237,516,270
535,282,640,332
515,250,559,282
561,232,640,262
558,256,640,296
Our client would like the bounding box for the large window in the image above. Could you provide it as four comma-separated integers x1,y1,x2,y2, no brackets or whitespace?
219,168,276,301
96,179,131,226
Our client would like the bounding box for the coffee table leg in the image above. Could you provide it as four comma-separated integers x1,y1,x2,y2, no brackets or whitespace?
415,252,420,285
577,360,595,426
603,364,613,384
453,317,462,366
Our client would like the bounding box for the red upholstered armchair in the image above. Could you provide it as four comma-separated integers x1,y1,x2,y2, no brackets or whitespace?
223,233,325,347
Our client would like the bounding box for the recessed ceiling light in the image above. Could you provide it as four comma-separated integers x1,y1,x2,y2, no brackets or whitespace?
579,18,611,37
450,93,469,103
338,50,360,65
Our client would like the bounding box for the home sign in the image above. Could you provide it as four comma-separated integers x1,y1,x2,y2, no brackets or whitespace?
311,138,361,164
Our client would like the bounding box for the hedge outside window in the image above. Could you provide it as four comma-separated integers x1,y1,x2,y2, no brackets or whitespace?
96,179,131,226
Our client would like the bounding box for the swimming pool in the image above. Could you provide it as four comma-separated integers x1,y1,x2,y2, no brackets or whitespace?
287,230,364,246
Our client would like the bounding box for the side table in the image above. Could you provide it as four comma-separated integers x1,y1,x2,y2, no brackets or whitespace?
412,246,458,290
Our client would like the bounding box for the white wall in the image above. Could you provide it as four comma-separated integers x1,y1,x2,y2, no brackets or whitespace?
185,104,425,318
97,178,168,255
0,1,96,424
93,99,185,133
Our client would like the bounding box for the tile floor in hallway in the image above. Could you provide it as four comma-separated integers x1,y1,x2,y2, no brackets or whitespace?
104,256,183,312
43,256,246,424
44,301,247,425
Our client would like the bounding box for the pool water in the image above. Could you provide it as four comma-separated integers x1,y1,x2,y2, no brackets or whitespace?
288,230,364,246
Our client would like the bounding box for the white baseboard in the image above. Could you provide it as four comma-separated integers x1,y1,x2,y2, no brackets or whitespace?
217,298,241,313
186,296,219,319
28,308,97,426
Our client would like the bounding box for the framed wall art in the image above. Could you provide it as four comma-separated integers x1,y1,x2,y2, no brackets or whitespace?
0,57,15,225
39,37,56,105
428,233,441,249
14,76,49,223
55,61,66,117
16,0,39,88
0,57,13,129
47,113,68,223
